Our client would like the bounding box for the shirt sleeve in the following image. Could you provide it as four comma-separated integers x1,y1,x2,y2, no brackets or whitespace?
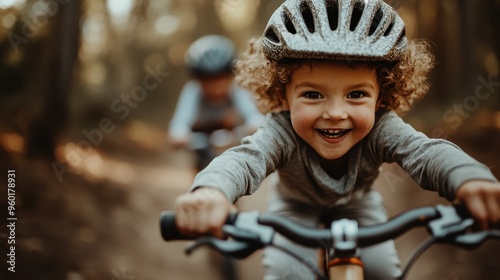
232,86,265,127
189,112,296,202
367,110,498,201
168,81,201,139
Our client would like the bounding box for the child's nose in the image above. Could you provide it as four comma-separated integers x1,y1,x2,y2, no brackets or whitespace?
322,101,348,120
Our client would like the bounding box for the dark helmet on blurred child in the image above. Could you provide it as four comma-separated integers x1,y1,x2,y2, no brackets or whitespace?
185,35,236,78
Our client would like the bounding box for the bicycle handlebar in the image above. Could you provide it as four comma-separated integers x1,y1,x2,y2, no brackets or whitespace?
161,206,443,244
160,205,500,257
256,206,441,248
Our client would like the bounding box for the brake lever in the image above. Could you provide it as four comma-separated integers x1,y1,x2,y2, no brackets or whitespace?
184,212,275,259
223,224,262,242
447,230,500,250
184,236,262,259
428,205,474,239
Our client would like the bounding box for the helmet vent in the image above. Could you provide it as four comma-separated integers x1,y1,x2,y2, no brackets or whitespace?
369,7,383,36
282,12,297,34
326,0,339,31
349,1,365,31
395,28,406,47
384,20,395,36
264,27,281,44
300,1,315,33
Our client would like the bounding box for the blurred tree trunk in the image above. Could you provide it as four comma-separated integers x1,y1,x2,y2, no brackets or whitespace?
491,0,500,108
440,1,463,101
491,0,500,62
416,1,449,105
489,0,500,108
457,0,474,86
26,0,82,159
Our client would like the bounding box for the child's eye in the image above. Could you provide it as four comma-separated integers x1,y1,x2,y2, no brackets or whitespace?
347,91,367,99
303,91,322,99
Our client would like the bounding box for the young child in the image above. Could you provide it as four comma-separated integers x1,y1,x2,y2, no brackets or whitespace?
168,34,263,170
173,1,500,279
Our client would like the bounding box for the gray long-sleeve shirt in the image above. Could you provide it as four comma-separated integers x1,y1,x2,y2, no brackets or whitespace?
191,109,498,206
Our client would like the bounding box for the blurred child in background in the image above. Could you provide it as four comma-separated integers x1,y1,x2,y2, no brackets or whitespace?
168,34,264,279
168,34,263,171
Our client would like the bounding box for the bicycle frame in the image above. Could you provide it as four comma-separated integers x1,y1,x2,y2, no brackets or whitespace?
321,218,365,280
327,257,364,280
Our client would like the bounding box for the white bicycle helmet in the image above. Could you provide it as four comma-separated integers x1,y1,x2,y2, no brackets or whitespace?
262,0,407,62
185,35,236,77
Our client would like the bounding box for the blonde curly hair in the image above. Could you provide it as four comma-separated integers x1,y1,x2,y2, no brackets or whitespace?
235,38,435,115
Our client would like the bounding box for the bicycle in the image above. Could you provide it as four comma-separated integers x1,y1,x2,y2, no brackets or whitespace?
160,205,500,280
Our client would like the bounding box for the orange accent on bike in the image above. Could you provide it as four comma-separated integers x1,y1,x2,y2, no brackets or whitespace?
329,257,364,267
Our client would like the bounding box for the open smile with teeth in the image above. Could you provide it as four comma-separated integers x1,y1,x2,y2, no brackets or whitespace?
317,129,351,139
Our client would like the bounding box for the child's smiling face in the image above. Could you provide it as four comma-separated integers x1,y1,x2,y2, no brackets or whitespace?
285,61,380,160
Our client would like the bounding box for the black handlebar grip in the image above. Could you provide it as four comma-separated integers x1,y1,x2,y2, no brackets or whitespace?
160,210,192,241
160,211,239,241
